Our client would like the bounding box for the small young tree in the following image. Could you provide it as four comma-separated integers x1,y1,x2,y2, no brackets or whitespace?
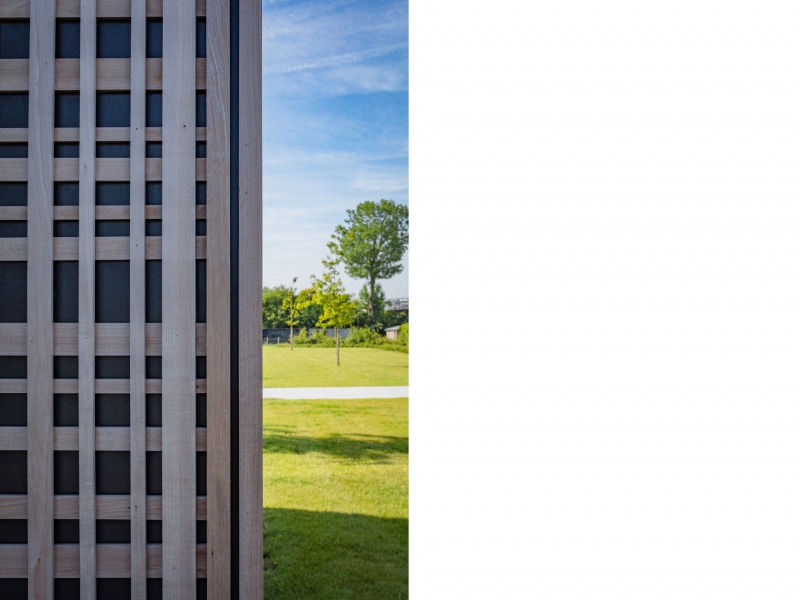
303,250,358,365
281,277,299,350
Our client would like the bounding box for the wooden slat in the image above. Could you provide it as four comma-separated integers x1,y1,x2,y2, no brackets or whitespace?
94,379,130,393
27,0,56,594
162,0,199,591
0,206,27,220
240,0,265,593
0,427,207,452
53,57,79,90
145,544,208,578
0,426,27,450
54,379,79,393
0,323,26,355
54,157,79,180
130,5,148,595
54,0,207,18
146,57,207,90
53,323,207,355
49,236,207,260
96,236,132,260
0,545,28,577
52,426,207,451
0,495,28,518
49,58,208,91
145,205,207,219
148,236,207,259
96,205,130,219
146,495,207,520
79,2,99,591
42,543,210,578
0,158,28,181
207,0,232,592
95,157,129,180
89,127,206,141
47,379,205,394
54,205,79,220
0,238,27,260
0,379,27,393
49,157,208,181
43,495,207,519
53,237,78,260
54,127,80,142
0,59,28,91
0,0,29,18
0,128,28,142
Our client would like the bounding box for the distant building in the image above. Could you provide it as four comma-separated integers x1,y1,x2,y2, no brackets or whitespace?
385,325,401,341
385,298,409,313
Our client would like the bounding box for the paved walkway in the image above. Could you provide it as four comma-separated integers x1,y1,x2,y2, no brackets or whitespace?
262,386,409,399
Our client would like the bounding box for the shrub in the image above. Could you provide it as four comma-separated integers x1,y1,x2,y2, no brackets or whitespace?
292,328,310,345
343,327,384,346
396,323,409,346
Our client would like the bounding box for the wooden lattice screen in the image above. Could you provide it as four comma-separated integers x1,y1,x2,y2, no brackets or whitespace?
0,0,262,597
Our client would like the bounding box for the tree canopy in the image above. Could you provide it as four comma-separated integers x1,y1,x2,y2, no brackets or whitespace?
331,199,409,321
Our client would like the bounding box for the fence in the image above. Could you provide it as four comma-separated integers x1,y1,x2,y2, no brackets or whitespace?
0,0,262,597
262,328,352,344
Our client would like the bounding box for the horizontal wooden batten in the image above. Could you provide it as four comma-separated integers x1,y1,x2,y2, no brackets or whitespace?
0,379,25,393
0,158,206,182
0,206,27,220
0,495,207,520
0,322,26,355
0,128,27,142
0,158,26,181
0,426,206,451
0,544,207,578
46,205,207,220
0,58,206,91
40,379,209,394
0,236,207,261
46,323,207,356
12,127,207,143
0,0,206,19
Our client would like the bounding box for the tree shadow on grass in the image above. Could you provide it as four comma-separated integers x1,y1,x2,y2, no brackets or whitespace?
263,507,408,600
263,429,408,464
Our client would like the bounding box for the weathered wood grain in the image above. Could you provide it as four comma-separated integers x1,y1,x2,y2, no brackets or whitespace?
130,5,148,596
79,2,99,592
240,0,265,596
27,0,56,595
162,0,198,592
207,0,232,592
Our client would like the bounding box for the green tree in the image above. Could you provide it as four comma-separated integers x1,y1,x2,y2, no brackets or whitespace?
262,286,291,329
296,288,323,329
281,277,300,350
355,283,387,330
302,251,358,365
331,199,409,324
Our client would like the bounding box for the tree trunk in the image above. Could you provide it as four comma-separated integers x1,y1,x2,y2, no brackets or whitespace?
290,324,293,350
368,277,376,320
336,329,340,366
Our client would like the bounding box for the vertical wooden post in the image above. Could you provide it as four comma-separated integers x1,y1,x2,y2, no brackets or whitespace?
26,0,56,596
207,0,232,593
239,0,264,596
79,0,98,595
163,0,198,596
130,0,148,597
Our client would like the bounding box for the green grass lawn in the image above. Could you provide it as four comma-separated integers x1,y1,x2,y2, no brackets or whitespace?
263,346,409,388
263,398,408,599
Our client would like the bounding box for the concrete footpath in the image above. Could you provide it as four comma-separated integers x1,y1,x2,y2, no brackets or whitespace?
263,386,409,399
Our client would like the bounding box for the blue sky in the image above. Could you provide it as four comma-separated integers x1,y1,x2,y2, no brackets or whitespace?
261,0,409,298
